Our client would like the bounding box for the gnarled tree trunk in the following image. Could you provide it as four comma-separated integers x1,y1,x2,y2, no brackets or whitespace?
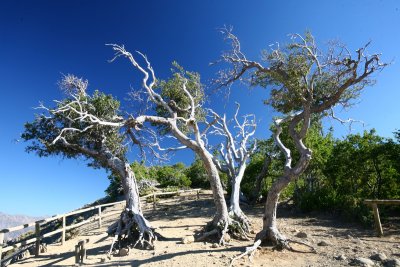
107,156,156,254
257,147,312,248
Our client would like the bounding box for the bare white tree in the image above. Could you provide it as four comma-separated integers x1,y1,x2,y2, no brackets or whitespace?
108,44,251,243
208,103,256,236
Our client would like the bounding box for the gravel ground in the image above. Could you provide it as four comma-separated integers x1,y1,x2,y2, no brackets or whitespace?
8,192,400,267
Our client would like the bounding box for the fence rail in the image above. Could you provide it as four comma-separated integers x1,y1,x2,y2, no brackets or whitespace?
0,188,200,263
363,199,400,236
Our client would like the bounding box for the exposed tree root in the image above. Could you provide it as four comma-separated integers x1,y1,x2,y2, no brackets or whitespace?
228,208,251,238
284,239,317,253
196,216,250,246
229,239,261,267
230,229,316,266
107,209,158,258
255,228,316,253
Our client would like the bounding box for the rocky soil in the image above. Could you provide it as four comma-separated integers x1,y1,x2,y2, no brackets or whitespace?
7,192,400,267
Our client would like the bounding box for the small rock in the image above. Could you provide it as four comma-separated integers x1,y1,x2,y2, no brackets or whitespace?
163,250,168,254
317,241,331,246
352,238,363,244
384,259,400,267
182,235,195,244
351,257,375,266
119,248,129,256
370,253,387,262
335,254,347,261
295,231,308,238
211,243,219,248
100,257,108,263
346,235,353,239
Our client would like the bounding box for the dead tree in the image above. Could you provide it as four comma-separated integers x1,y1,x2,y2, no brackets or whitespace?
22,75,157,254
108,45,249,243
218,28,387,254
208,103,256,236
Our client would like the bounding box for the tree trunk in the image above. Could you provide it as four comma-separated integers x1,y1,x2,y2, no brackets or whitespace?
257,173,292,247
120,163,153,237
228,164,251,233
257,153,312,248
198,150,229,227
107,157,156,253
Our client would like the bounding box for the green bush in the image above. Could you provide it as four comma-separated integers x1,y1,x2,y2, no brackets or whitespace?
153,163,191,188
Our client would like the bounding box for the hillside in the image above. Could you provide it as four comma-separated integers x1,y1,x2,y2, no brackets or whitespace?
0,212,43,241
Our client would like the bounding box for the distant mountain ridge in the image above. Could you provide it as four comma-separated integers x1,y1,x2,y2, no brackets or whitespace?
0,212,44,241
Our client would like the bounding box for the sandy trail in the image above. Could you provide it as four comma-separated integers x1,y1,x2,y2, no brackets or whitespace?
9,192,400,267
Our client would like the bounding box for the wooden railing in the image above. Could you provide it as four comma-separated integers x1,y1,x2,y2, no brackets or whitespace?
364,199,400,236
0,188,201,263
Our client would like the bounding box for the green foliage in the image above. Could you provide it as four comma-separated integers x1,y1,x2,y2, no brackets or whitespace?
293,129,400,222
185,157,210,188
324,130,399,199
152,162,191,188
106,161,194,198
155,62,206,134
255,32,370,114
22,89,125,169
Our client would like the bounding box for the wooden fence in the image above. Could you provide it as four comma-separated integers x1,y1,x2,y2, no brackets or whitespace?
0,188,200,263
363,199,400,236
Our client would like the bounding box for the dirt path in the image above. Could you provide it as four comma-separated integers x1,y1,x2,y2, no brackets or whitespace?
9,193,400,267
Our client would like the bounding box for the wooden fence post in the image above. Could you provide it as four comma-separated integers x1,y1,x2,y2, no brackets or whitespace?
61,216,66,245
98,207,102,228
372,203,383,237
153,193,156,210
35,222,41,257
0,232,4,262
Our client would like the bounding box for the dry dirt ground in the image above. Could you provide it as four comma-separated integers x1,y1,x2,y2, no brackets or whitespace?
9,192,400,267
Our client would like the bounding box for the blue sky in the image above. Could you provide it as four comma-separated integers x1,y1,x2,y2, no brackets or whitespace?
0,0,399,216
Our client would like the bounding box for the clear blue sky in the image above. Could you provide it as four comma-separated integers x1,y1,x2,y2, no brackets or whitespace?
0,0,399,216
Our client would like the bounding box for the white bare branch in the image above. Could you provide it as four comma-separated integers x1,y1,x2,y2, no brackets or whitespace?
329,107,364,132
107,44,174,116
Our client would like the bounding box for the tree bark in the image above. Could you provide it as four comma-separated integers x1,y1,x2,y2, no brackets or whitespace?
106,155,155,252
198,149,229,227
228,163,251,233
257,152,311,247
